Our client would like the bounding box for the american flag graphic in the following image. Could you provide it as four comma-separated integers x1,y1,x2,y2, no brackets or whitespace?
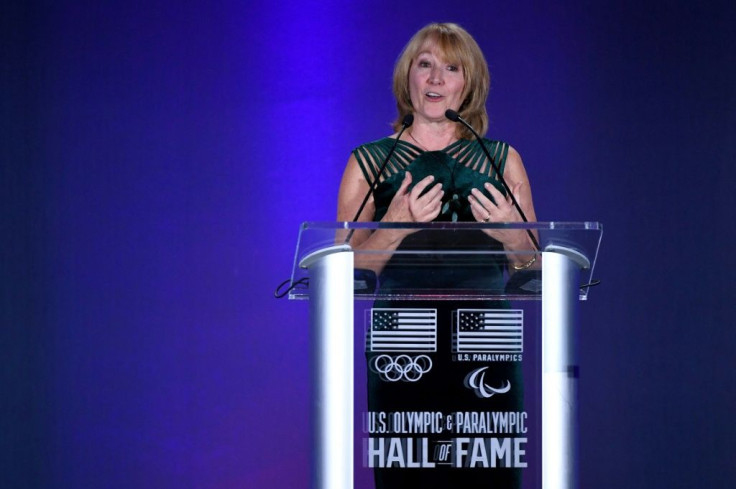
366,309,437,352
454,309,523,353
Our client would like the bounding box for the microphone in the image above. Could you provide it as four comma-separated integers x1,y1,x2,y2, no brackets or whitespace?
344,113,414,243
341,113,413,294
276,115,414,299
445,109,540,252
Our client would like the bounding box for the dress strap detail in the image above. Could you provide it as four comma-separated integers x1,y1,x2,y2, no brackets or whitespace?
352,137,509,185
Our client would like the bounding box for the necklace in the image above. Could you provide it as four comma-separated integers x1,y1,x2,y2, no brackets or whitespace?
407,129,456,151
407,130,429,151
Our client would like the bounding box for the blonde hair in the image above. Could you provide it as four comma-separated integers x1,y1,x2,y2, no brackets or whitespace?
392,23,490,139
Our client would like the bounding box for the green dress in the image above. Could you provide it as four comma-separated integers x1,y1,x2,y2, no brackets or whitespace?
354,137,523,488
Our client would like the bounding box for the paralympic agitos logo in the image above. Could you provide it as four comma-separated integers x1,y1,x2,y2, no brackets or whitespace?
464,367,511,399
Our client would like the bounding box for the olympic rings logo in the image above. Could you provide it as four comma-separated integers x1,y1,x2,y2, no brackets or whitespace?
370,354,433,382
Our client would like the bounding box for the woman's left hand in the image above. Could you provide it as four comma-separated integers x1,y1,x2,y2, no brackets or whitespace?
469,181,522,223
468,181,529,247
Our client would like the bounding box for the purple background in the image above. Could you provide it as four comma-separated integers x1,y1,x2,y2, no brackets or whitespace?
3,1,735,487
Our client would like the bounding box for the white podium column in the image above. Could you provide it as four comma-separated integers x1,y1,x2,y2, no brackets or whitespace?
542,250,582,489
306,248,354,489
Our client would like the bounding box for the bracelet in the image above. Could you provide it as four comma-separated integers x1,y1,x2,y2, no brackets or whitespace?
512,255,537,270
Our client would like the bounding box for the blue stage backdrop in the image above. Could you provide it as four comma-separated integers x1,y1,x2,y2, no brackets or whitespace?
3,0,735,488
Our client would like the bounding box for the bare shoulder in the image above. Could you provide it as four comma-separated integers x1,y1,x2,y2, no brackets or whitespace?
503,145,529,181
506,145,524,166
337,135,399,221
337,153,371,221
339,153,368,196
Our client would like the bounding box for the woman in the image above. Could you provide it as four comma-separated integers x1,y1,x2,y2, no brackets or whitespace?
337,23,537,488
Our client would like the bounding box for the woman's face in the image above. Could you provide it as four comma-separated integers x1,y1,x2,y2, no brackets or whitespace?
408,42,465,124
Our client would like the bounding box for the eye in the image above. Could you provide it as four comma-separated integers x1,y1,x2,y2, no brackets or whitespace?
447,65,460,72
418,59,431,68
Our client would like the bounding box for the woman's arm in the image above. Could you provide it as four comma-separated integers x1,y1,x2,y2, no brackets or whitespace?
468,146,539,269
336,153,443,273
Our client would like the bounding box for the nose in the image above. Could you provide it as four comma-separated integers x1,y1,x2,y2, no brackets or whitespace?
429,66,443,84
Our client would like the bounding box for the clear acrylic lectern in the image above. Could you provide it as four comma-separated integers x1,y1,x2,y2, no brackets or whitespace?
288,221,602,489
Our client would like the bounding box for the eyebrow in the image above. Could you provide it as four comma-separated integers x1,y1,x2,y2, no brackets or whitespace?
418,47,461,61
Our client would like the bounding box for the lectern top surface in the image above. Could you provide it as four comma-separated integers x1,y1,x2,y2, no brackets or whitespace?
288,222,602,301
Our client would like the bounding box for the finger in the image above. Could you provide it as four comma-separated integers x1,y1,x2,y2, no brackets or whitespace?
427,205,442,220
484,182,505,206
469,188,492,211
419,182,444,203
397,171,413,195
411,185,444,221
426,190,444,214
409,175,437,196
468,192,484,211
468,193,491,221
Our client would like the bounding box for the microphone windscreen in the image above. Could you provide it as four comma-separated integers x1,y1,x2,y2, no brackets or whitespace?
402,113,414,127
445,109,460,121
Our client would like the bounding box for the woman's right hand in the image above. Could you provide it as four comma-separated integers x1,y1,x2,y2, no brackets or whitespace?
383,172,444,223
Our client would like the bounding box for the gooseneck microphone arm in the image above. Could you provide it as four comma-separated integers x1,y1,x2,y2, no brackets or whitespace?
445,109,540,252
343,113,414,245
